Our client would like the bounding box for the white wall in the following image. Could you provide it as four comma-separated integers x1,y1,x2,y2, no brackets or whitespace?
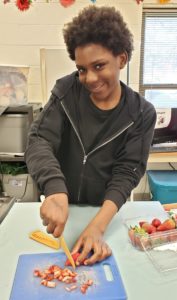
1,0,176,103
0,0,144,103
1,0,177,102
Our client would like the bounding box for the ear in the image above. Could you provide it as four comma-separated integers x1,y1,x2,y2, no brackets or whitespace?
117,52,128,69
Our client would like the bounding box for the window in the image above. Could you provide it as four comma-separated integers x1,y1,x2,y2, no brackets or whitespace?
139,9,177,108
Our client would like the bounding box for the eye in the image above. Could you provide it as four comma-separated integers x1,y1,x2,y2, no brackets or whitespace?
77,67,86,74
95,63,105,71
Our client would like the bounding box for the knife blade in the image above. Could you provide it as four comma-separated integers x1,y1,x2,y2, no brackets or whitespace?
60,235,76,269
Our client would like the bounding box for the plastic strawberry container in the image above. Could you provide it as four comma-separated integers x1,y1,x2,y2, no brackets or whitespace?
141,229,177,272
125,215,177,272
125,215,177,251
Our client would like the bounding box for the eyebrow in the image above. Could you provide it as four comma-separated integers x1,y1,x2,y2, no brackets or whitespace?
76,59,107,69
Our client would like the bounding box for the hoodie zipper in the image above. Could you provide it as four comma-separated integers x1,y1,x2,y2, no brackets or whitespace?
61,101,134,202
61,101,86,157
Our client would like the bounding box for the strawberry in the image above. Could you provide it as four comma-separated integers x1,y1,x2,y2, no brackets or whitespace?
171,215,177,227
128,226,148,250
134,230,149,251
157,218,176,231
167,232,177,242
65,252,86,266
134,234,144,250
151,218,161,228
150,232,169,246
142,222,157,234
141,235,151,250
128,228,136,246
164,218,176,230
156,224,166,231
139,221,146,227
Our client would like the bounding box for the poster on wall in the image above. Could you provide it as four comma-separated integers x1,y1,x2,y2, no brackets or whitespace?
0,65,29,107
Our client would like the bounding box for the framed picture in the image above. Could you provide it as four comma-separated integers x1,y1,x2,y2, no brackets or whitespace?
0,65,29,106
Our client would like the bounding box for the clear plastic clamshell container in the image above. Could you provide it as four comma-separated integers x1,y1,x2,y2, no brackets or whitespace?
141,229,177,272
125,215,177,272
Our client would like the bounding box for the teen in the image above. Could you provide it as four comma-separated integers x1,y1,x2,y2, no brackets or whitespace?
25,6,156,265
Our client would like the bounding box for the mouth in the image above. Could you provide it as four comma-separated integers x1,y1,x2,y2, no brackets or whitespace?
86,83,105,93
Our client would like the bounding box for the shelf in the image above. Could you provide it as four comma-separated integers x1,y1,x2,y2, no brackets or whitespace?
148,152,177,163
1,153,177,163
0,156,24,162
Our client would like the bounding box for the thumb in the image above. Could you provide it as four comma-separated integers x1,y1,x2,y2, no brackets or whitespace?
53,224,65,238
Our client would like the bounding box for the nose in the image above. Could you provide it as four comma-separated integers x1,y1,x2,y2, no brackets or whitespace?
84,70,98,85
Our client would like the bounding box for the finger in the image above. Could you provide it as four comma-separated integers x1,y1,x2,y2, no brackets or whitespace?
76,238,93,265
53,225,64,238
40,203,46,219
46,222,56,235
106,244,112,256
96,244,112,262
71,239,83,255
84,243,102,265
42,219,49,226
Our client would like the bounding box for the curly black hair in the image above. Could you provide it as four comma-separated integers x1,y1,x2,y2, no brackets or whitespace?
63,6,134,61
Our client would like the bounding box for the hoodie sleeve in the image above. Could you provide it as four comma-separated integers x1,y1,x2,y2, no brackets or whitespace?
24,94,68,197
104,100,156,209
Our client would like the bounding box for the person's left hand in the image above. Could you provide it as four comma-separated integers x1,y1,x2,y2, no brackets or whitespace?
71,224,112,265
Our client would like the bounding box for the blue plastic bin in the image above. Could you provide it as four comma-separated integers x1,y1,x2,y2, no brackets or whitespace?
147,170,177,204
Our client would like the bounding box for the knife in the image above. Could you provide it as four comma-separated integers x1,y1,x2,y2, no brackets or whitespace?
29,230,75,269
60,235,76,269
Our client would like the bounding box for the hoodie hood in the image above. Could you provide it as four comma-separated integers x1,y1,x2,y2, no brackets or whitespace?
51,71,78,100
51,71,146,123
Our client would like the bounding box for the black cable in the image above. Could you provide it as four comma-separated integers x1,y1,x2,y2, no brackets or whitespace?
169,162,176,170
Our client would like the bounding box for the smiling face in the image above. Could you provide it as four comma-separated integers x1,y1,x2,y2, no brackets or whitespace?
75,43,127,109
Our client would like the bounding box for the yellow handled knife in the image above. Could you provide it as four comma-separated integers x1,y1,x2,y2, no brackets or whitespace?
60,235,76,269
29,230,75,269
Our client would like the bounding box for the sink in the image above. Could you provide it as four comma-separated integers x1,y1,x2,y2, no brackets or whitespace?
0,196,16,223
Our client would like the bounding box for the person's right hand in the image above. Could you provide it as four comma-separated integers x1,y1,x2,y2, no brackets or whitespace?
40,193,69,238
